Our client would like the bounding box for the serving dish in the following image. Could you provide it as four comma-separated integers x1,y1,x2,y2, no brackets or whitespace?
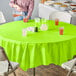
44,1,55,5
69,10,76,16
70,3,76,9
53,2,62,9
60,5,68,11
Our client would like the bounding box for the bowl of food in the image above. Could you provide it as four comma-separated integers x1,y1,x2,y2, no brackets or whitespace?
69,10,76,15
64,1,71,6
44,1,55,6
64,1,72,3
53,2,62,9
60,5,68,11
70,3,76,9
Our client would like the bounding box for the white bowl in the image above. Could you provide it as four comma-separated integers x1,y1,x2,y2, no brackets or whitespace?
44,1,55,6
60,7,68,11
70,3,76,9
61,2,70,6
69,10,76,16
53,4,61,9
70,6,76,9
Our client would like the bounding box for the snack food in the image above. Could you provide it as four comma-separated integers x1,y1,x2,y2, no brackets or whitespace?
60,5,68,7
41,0,47,3
70,5,76,6
72,10,76,12
60,4,68,11
53,2,62,9
64,1,72,3
69,10,76,15
70,4,76,9
53,2,62,5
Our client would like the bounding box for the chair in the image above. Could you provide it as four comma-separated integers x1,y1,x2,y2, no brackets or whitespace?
49,11,72,23
0,11,6,24
61,58,76,76
0,46,19,76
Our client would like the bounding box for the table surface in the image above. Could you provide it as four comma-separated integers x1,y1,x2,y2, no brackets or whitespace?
0,20,76,71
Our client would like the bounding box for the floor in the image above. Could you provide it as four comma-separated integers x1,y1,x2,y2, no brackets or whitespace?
9,64,76,76
1,53,76,76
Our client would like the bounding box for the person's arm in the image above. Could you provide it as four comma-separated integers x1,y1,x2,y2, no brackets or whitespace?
9,0,19,8
27,0,34,19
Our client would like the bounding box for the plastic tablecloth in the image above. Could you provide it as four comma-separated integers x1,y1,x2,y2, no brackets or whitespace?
0,20,76,71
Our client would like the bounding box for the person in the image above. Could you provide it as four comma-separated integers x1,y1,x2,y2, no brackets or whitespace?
9,0,34,22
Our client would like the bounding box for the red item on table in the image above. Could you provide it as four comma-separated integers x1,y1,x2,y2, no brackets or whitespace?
70,5,76,6
59,27,64,35
13,14,22,17
41,0,46,4
23,18,28,22
55,19,59,26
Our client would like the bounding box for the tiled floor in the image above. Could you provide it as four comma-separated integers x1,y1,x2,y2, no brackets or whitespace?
9,64,76,76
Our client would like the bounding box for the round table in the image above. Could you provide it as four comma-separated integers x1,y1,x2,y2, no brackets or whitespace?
0,20,76,71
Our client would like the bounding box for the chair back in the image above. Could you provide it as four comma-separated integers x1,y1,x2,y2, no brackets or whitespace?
0,46,15,68
49,11,72,23
0,11,6,24
0,46,10,62
0,47,7,61
0,46,19,76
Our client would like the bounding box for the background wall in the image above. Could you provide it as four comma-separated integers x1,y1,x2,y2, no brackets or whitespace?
0,0,76,25
0,0,40,22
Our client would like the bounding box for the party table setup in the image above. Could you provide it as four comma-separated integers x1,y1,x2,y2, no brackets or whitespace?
0,18,76,75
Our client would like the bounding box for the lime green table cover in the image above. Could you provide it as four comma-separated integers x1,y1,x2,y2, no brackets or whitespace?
0,20,76,71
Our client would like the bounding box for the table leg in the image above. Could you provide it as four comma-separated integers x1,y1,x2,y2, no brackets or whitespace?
33,68,35,76
70,17,72,24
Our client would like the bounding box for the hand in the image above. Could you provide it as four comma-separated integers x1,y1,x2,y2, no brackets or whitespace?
16,7,22,11
13,4,18,8
13,4,22,11
23,18,28,22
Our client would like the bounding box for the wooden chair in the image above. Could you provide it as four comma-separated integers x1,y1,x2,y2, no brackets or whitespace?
0,46,19,76
61,58,76,76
